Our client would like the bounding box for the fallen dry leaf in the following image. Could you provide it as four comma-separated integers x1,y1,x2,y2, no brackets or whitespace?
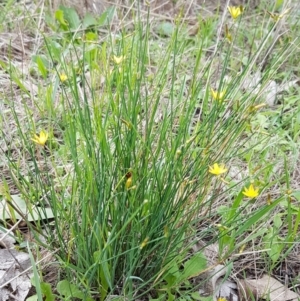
218,279,238,301
237,274,300,301
0,249,32,301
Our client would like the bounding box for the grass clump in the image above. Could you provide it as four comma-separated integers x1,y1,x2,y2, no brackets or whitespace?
1,1,300,300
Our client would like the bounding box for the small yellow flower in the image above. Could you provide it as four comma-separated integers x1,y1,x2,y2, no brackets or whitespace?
125,176,132,190
59,73,68,82
242,184,259,198
31,130,49,146
140,237,149,249
228,6,243,20
209,163,227,176
210,88,226,101
125,169,133,190
225,24,232,42
217,297,228,301
113,55,125,65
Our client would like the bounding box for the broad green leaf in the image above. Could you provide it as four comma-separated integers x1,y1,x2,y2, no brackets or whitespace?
190,292,202,300
26,295,38,301
32,55,49,79
83,13,97,29
292,190,300,201
228,190,244,221
98,6,115,26
59,6,80,30
163,262,180,287
179,252,206,281
157,22,174,37
167,291,176,301
85,31,98,41
263,227,284,263
149,295,166,301
40,282,55,301
55,10,68,30
218,227,235,253
274,214,282,228
45,40,63,63
57,280,93,301
93,250,112,301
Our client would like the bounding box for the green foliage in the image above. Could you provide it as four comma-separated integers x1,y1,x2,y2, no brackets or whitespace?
156,252,207,300
56,280,94,301
54,5,115,32
1,1,300,301
32,55,50,79
263,213,284,264
27,282,56,301
29,279,94,301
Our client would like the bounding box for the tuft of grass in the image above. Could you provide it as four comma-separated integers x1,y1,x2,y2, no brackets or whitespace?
1,1,300,300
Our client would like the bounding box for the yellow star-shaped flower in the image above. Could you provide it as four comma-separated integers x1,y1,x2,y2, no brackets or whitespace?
209,163,227,176
31,130,49,146
113,55,125,65
125,176,132,190
59,73,68,82
210,88,226,101
242,184,259,198
228,6,244,20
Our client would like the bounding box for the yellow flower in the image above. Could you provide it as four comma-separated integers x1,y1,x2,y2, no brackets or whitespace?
59,73,68,82
228,6,243,20
31,130,49,146
217,297,228,301
113,55,125,65
225,24,232,42
242,184,259,198
209,163,227,176
125,177,132,190
210,88,226,101
140,237,149,249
